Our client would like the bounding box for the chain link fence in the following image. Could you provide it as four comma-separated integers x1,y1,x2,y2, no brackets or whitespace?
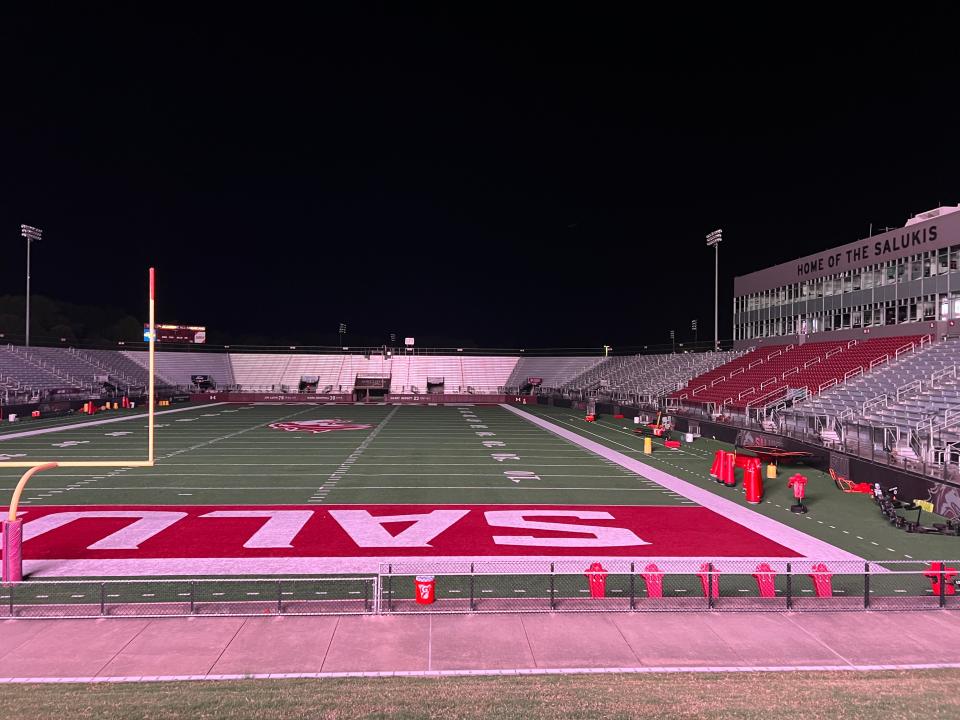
0,577,377,619
2,560,958,618
378,559,960,614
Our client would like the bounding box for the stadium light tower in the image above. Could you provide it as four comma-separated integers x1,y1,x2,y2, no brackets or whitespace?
705,229,722,351
20,225,43,347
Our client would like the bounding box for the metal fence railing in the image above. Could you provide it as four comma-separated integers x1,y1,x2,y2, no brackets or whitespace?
0,577,378,619
2,561,958,618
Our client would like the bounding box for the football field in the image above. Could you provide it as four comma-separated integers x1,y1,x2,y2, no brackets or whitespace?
1,402,958,581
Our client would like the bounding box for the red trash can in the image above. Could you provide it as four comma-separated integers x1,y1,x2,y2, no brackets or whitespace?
414,575,436,604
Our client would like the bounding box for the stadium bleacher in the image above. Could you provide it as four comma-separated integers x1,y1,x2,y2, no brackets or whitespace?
82,349,155,387
505,356,606,391
672,337,924,411
561,350,743,404
125,350,235,389
0,345,89,394
225,353,519,395
781,337,960,456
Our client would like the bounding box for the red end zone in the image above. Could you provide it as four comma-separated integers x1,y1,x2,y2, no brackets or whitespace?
2,504,800,561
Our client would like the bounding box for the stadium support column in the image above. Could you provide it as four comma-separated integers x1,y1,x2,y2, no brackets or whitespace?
706,229,722,350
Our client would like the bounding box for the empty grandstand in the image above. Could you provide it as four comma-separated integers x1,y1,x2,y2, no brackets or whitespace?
559,350,743,407
781,337,960,464
669,336,925,419
505,356,606,393
125,350,235,389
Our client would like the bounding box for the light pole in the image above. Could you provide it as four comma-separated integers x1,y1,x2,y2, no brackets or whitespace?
706,229,722,350
339,322,347,348
669,329,675,353
692,318,698,346
20,225,42,347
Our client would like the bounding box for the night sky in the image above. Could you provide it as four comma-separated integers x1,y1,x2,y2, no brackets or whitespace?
1,7,958,350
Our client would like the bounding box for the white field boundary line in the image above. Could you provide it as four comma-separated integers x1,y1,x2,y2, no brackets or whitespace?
542,410,705,459
501,404,863,563
0,403,230,442
0,485,671,492
5,663,960,683
21,555,829,576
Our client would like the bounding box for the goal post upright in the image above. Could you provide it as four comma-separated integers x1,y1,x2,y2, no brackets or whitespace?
149,266,155,464
0,267,158,470
1,268,158,582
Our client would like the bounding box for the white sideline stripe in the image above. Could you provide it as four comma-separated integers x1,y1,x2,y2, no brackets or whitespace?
0,404,230,442
501,405,862,562
0,486,666,492
22,555,814,576
4,662,960,683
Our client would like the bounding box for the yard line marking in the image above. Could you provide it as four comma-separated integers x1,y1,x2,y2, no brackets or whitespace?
157,406,321,462
311,405,401,504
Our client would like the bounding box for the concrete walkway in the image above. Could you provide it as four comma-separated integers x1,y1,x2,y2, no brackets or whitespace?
2,611,960,682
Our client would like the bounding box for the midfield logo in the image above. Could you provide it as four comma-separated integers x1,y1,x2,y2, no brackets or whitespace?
269,419,373,434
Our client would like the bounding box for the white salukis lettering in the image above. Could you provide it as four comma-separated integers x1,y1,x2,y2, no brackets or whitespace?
199,510,314,548
329,509,469,547
22,511,187,550
484,510,649,548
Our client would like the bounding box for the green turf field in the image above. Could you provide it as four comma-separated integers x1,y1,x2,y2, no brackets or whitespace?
1,401,958,563
0,403,681,508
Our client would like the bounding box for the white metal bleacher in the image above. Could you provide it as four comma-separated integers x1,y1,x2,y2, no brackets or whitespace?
505,356,606,390
561,350,743,402
787,338,960,446
125,351,235,388
0,345,86,393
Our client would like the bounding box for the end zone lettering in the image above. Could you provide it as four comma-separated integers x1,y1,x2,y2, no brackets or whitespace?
1,504,800,560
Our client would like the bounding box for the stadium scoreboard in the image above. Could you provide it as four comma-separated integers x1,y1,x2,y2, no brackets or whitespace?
144,323,207,344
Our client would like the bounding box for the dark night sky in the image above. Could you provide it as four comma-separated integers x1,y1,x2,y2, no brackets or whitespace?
1,7,958,349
